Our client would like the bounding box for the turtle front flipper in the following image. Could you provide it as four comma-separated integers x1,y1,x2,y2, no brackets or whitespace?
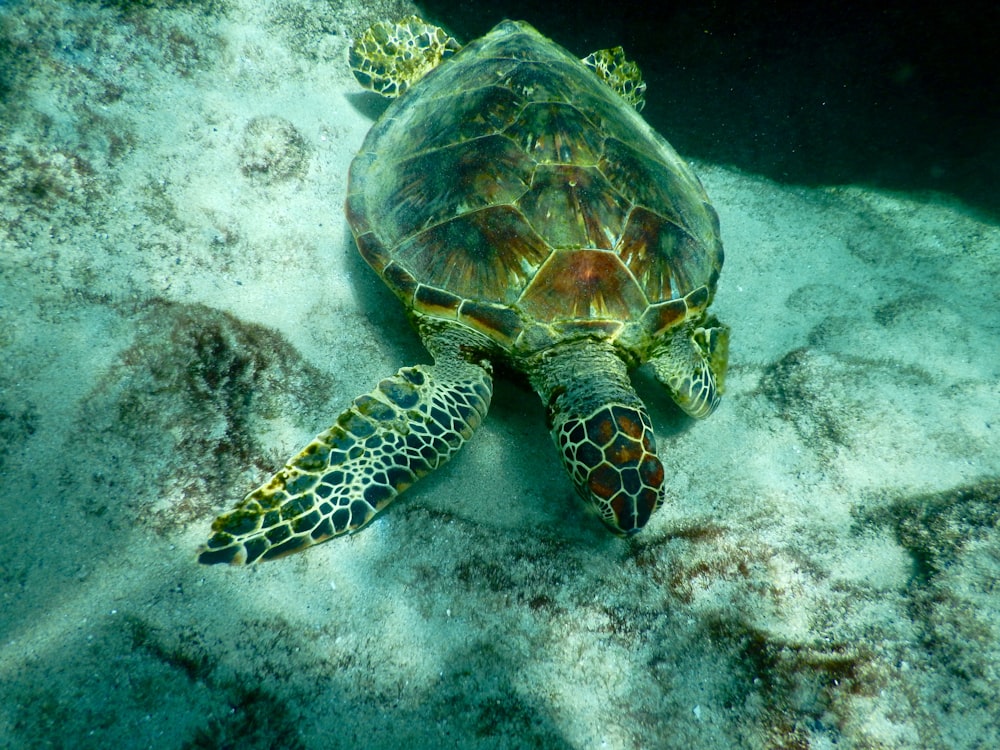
198,354,492,564
530,340,665,535
650,316,730,419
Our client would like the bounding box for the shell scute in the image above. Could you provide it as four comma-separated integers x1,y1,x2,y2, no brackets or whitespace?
403,51,524,105
498,60,592,105
393,204,549,304
600,138,721,256
516,164,628,251
381,134,533,244
636,298,689,341
617,206,706,302
504,102,604,165
353,230,387,273
458,300,525,347
379,260,419,300
394,84,525,155
518,249,647,323
414,284,462,320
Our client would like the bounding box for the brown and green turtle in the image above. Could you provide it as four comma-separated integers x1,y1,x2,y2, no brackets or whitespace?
198,17,728,565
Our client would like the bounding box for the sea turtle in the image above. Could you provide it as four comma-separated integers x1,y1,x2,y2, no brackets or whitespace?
198,17,728,565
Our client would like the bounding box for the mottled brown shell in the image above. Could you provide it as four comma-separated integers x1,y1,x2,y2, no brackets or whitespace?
346,20,723,358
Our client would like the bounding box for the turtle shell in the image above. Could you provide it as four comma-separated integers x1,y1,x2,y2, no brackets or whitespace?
346,20,723,357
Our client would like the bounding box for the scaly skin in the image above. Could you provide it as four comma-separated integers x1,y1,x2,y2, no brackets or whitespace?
347,16,460,98
649,316,729,419
198,334,492,564
529,339,665,534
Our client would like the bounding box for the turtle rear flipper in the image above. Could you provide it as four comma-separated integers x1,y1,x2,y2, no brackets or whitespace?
582,47,646,110
198,353,492,564
349,16,460,98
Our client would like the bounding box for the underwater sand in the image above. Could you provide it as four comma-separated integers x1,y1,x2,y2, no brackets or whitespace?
1,1,998,748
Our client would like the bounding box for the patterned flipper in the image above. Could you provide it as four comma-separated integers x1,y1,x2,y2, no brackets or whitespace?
581,46,646,111
348,16,460,99
198,357,492,564
650,316,729,420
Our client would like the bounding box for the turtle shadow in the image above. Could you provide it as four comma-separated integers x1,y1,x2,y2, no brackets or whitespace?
344,90,390,123
343,226,426,364
633,365,698,439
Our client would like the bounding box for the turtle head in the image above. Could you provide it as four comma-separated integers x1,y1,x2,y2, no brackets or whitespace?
554,403,665,534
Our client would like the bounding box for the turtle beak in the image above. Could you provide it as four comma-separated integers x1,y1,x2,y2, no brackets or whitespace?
597,515,644,537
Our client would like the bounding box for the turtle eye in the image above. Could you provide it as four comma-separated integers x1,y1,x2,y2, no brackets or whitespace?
554,404,665,533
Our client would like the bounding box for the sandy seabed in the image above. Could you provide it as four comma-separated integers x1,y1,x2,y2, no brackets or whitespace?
1,1,998,748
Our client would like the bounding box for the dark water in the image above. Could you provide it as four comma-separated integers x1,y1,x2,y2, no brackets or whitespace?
422,0,1000,218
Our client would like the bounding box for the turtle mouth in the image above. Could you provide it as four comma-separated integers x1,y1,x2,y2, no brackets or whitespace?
598,514,643,539
588,492,660,538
